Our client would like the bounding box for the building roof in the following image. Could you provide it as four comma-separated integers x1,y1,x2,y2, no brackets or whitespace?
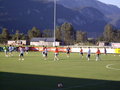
31,38,55,42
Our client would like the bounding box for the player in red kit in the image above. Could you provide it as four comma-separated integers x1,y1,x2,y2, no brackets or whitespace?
54,46,59,61
96,48,101,61
80,47,83,59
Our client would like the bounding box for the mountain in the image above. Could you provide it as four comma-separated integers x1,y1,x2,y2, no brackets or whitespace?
56,6,107,33
0,0,119,37
58,0,120,15
0,0,107,36
58,0,120,28
0,0,55,33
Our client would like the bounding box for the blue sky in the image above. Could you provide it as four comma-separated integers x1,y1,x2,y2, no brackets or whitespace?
98,0,120,8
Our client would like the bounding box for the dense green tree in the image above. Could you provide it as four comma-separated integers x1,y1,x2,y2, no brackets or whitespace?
76,31,87,43
12,30,26,40
1,28,10,40
117,30,120,41
0,28,10,43
42,29,53,37
28,27,41,39
103,24,114,42
12,30,21,40
0,34,3,43
112,30,120,42
20,33,26,40
60,22,75,45
55,26,62,41
98,24,120,42
97,35,104,41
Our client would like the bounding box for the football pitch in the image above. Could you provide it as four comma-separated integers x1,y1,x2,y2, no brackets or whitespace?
0,52,120,90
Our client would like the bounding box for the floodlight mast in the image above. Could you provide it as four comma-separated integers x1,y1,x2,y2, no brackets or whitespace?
53,0,56,46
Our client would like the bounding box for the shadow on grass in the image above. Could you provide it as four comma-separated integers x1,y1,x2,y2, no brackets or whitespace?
0,72,120,90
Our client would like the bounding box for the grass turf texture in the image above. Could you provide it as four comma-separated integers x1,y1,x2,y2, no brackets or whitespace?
0,52,120,90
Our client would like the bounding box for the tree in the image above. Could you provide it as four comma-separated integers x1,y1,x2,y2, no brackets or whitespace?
42,29,53,37
28,27,41,39
112,29,120,42
0,34,3,43
97,35,104,41
1,28,10,43
12,30,21,40
12,30,26,40
116,30,120,41
1,28,10,40
98,24,120,42
20,33,26,40
60,22,75,45
55,26,62,41
103,24,114,42
76,31,87,43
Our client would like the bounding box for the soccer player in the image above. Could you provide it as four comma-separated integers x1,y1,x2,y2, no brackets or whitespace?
54,46,59,61
87,47,91,61
80,47,83,58
96,48,101,61
25,46,29,54
104,47,107,55
66,46,71,57
12,45,15,52
19,46,24,60
42,46,45,57
8,45,13,56
43,47,48,60
3,45,8,57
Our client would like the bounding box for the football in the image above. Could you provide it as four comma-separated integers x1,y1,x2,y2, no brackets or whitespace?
58,83,63,88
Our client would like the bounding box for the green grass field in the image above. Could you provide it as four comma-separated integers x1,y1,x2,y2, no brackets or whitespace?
0,52,120,90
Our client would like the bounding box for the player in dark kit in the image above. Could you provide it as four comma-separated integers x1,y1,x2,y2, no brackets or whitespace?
104,47,107,55
66,46,71,57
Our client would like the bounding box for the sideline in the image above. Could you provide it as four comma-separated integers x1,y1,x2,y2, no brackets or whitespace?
106,64,120,70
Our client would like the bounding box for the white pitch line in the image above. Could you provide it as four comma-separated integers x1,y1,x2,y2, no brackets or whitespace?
106,64,120,70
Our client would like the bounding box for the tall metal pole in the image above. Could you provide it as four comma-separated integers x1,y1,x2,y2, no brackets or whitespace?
53,0,56,46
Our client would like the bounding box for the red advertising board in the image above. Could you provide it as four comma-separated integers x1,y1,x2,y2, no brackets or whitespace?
30,47,67,52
